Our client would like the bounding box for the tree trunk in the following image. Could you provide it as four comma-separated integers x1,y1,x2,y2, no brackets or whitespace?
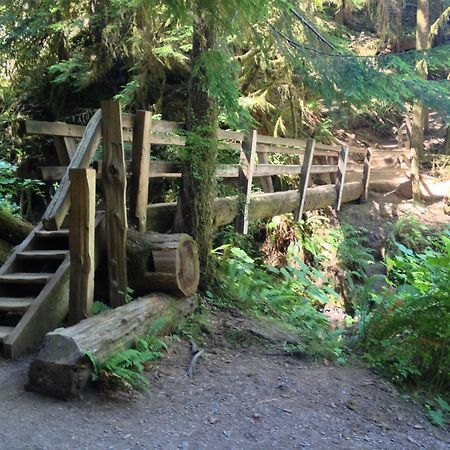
174,7,218,287
0,208,33,246
26,293,197,399
127,230,200,297
444,126,450,155
410,0,430,201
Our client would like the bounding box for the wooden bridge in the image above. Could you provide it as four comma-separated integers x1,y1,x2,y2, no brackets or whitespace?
0,101,411,358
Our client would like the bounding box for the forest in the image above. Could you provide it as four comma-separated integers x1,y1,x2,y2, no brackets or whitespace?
0,0,449,447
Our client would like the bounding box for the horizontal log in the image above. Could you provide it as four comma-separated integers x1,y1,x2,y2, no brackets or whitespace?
26,293,197,399
257,144,338,158
145,182,363,232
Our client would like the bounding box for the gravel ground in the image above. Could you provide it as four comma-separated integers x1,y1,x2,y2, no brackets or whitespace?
0,340,448,450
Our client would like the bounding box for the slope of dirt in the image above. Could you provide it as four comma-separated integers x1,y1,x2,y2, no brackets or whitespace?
0,327,449,450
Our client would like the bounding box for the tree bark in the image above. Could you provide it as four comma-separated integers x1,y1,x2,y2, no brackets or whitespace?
410,0,430,201
174,7,218,286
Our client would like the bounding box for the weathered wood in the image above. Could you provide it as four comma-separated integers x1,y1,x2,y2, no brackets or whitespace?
129,110,152,232
42,110,102,231
0,208,33,245
26,117,183,138
257,144,338,158
69,168,96,325
101,101,128,307
257,151,274,193
294,139,315,221
0,214,105,359
360,148,373,203
127,231,199,297
26,293,198,399
53,135,71,165
146,182,364,232
335,145,349,211
235,130,258,234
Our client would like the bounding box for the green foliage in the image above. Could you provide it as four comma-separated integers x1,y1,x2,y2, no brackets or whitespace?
91,301,111,315
426,396,450,427
0,160,44,215
214,243,343,361
88,335,167,392
363,227,450,393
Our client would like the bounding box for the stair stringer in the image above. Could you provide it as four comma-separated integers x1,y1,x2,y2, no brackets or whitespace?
3,258,70,359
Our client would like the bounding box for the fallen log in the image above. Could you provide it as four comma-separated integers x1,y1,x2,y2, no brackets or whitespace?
146,182,363,232
27,293,197,399
127,231,200,297
0,208,33,245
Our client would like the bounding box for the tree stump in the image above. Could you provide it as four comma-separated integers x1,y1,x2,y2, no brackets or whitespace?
127,231,200,297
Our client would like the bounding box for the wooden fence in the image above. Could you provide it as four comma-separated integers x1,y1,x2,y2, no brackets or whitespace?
24,101,374,322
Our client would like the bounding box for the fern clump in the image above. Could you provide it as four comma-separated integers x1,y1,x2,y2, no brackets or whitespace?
363,227,450,394
88,337,167,393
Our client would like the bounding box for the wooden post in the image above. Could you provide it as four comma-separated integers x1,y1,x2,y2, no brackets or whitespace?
335,145,349,211
235,130,257,234
54,133,77,165
257,151,274,193
129,110,152,232
294,139,315,221
101,100,128,307
69,168,96,325
360,148,372,203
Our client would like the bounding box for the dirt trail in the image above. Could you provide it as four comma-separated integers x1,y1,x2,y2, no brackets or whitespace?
0,337,449,450
1,182,448,450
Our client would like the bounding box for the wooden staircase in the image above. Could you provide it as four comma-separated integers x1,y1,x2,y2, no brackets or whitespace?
0,224,71,358
0,215,104,358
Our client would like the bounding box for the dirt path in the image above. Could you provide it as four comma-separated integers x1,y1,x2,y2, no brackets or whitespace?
1,339,448,450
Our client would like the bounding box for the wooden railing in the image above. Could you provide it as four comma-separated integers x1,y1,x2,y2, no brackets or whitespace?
26,105,372,236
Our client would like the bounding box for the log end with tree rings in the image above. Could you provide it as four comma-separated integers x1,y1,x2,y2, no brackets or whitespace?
127,231,200,297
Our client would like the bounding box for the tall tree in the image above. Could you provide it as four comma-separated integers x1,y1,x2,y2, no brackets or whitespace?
410,0,430,200
174,5,218,284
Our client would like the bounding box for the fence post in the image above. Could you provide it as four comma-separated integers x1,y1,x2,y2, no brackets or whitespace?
257,151,274,193
129,110,152,232
359,148,372,203
101,100,128,307
235,130,257,234
294,138,315,221
335,144,349,211
69,168,96,325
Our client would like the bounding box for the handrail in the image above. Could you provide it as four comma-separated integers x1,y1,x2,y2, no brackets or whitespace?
42,109,103,230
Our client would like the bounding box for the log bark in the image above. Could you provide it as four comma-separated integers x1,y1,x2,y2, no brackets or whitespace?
127,231,200,297
0,208,33,245
147,182,363,232
26,293,198,399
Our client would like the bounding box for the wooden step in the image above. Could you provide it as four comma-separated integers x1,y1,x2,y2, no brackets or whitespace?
0,273,53,284
17,250,69,260
0,297,34,312
0,326,14,343
35,229,69,238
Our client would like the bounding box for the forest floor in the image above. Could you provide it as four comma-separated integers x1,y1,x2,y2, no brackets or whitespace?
1,316,449,450
0,192,449,450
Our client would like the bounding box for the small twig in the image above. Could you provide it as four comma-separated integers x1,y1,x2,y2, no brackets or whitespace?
187,349,205,377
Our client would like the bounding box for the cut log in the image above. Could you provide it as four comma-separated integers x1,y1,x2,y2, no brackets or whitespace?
147,182,363,232
26,293,197,399
127,230,200,297
0,208,33,245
